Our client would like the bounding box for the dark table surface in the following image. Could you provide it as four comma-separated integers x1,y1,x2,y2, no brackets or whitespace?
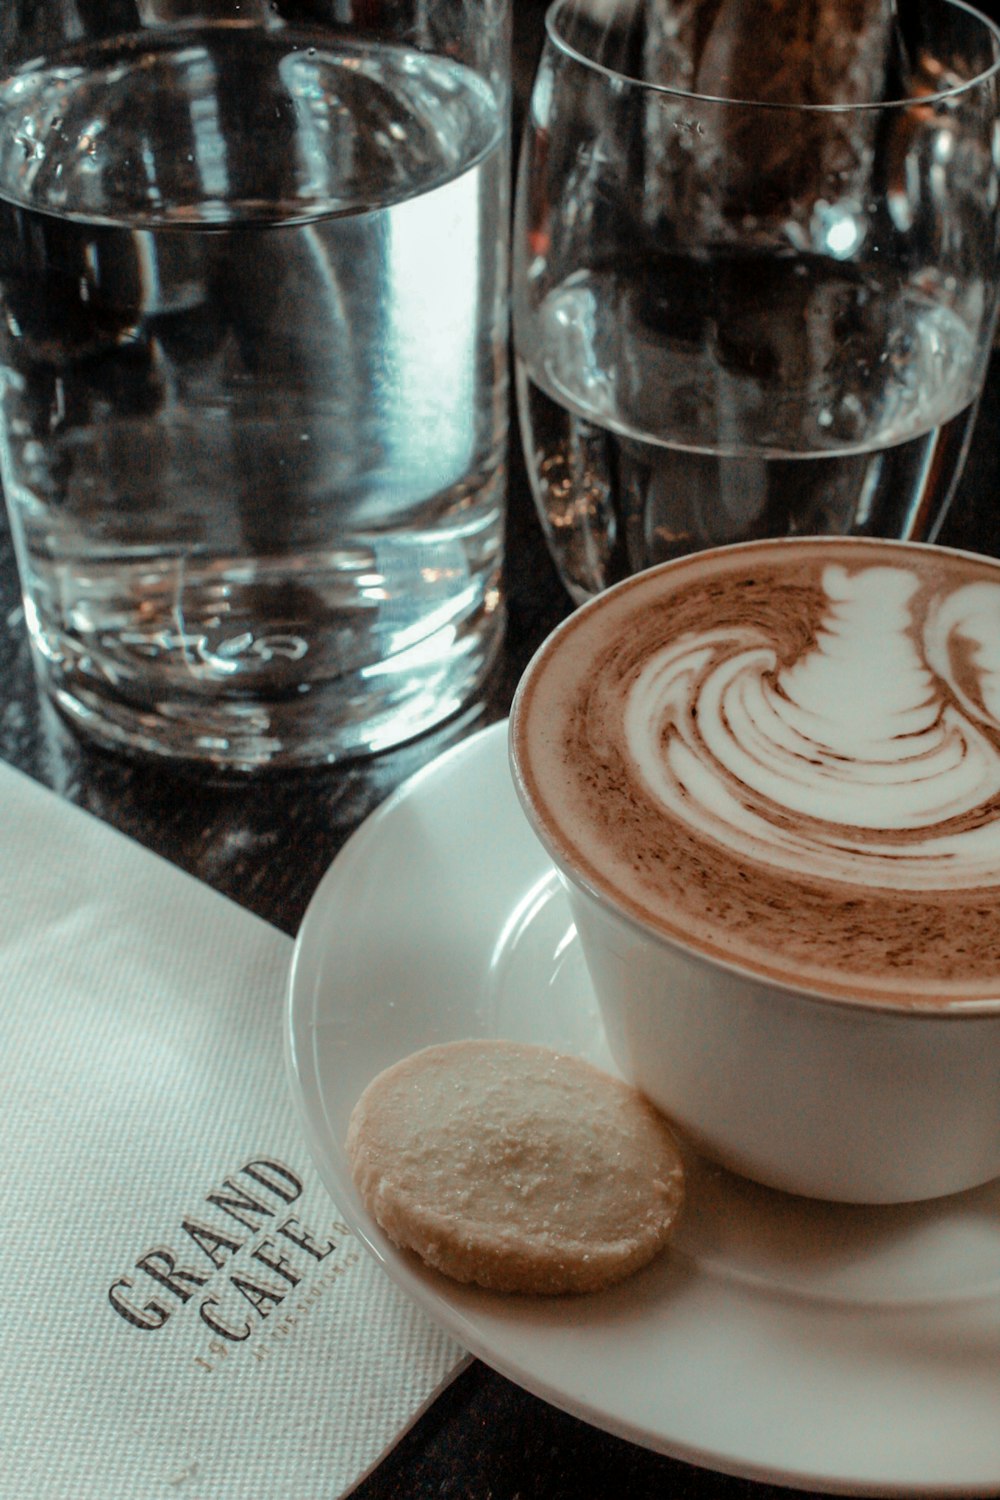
4,13,1000,1492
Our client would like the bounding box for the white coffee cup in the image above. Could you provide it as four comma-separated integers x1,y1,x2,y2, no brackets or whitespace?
509,536,1000,1203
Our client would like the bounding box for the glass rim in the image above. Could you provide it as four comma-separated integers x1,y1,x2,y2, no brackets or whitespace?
543,0,1000,111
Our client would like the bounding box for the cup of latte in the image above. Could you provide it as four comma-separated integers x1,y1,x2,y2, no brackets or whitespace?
510,536,1000,1203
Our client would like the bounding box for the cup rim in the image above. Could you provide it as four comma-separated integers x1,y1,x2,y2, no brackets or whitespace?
543,0,1000,112
509,535,1000,1021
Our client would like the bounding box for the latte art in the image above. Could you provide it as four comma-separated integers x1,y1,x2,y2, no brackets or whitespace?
626,563,1000,891
512,538,1000,1006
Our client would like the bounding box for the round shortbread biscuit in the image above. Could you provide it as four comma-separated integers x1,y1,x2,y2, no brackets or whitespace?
346,1039,684,1294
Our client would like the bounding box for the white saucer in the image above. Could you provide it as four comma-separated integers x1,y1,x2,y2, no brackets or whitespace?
287,721,1000,1496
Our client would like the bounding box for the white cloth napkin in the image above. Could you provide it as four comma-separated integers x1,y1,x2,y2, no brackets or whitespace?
0,761,466,1498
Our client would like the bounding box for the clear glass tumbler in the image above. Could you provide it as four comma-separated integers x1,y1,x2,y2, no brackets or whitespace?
0,0,510,768
513,0,1000,604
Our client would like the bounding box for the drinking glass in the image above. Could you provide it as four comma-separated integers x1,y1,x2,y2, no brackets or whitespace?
0,0,510,768
513,0,1000,603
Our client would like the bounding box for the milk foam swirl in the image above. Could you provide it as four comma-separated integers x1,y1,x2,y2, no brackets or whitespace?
625,564,1000,891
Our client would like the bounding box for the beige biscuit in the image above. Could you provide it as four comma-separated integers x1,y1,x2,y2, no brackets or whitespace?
346,1039,684,1295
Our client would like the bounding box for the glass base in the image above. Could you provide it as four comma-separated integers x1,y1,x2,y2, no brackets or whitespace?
33,599,506,772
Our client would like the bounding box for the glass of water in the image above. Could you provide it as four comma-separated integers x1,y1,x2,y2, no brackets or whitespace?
513,0,1000,604
0,0,510,768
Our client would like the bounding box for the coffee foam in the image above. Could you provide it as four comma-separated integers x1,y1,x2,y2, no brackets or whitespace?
512,538,1000,1007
